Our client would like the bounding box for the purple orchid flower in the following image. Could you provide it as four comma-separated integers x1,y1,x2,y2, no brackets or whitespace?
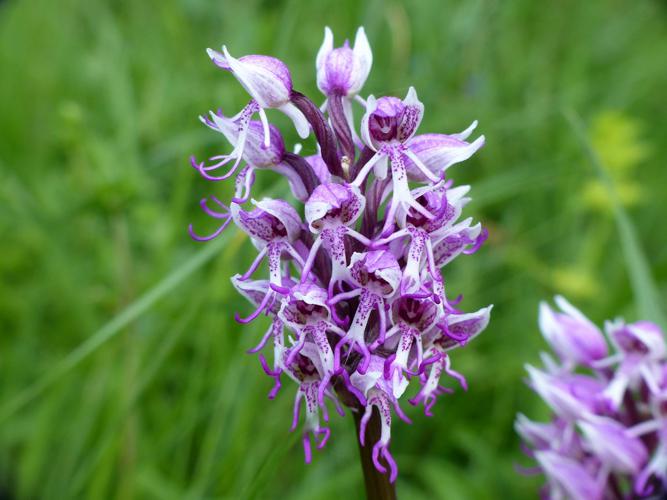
189,27,492,484
317,26,372,99
371,183,472,297
206,47,310,143
517,298,667,499
231,199,304,322
538,295,608,368
194,114,310,202
316,26,372,158
378,297,439,388
351,355,412,483
278,283,348,402
301,182,369,294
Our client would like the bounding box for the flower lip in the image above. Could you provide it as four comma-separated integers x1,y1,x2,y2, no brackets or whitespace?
305,183,365,231
349,250,401,297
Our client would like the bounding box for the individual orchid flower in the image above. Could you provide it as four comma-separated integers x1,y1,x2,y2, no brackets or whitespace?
301,182,369,294
377,297,439,390
602,319,666,409
316,26,372,156
316,26,372,99
206,47,310,148
352,88,442,234
231,199,304,322
538,295,608,369
284,344,343,464
278,283,348,403
330,250,401,374
194,115,310,202
371,183,472,297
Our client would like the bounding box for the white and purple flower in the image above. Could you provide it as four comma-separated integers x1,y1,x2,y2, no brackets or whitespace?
517,298,667,498
189,27,491,482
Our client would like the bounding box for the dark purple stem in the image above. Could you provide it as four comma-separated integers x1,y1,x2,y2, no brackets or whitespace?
328,94,355,163
283,152,320,199
290,91,343,178
351,146,376,182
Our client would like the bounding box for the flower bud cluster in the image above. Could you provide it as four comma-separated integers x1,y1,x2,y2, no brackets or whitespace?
190,26,491,481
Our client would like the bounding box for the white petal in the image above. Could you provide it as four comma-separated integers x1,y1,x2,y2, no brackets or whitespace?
278,102,310,139
206,48,227,68
451,120,478,140
360,94,378,149
209,111,239,145
350,26,373,94
316,26,334,71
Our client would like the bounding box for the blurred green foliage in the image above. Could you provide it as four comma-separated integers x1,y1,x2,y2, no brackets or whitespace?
1,0,666,498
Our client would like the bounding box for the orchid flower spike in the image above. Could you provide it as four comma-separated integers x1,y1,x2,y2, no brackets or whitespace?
189,27,491,483
517,298,667,498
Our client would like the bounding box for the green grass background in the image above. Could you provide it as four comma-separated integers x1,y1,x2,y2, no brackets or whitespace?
1,0,666,498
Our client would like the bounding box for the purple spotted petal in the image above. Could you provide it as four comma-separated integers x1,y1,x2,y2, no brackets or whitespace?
396,87,423,142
